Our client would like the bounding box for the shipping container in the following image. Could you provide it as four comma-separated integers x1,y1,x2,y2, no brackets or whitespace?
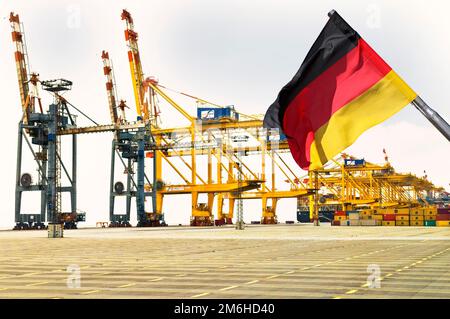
360,220,379,226
437,208,450,214
383,214,396,221
396,221,410,226
422,206,437,215
395,215,410,221
436,220,450,227
394,208,410,215
424,220,436,227
197,106,239,123
297,210,335,223
409,209,423,216
410,221,424,226
436,214,450,221
348,220,360,226
344,159,365,167
382,221,396,226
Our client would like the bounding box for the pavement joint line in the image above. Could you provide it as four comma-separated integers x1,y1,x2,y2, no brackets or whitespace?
285,271,295,274
25,281,48,287
191,292,210,298
198,270,209,273
245,280,259,285
175,274,187,277
265,275,280,279
345,289,358,295
80,290,100,295
357,247,450,290
117,283,136,288
148,277,164,282
18,272,41,277
0,288,8,291
219,285,239,291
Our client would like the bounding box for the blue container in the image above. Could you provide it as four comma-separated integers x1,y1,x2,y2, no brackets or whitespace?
266,133,287,142
297,210,335,223
344,159,365,167
197,106,239,122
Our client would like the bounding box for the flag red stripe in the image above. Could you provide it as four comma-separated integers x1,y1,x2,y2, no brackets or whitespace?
283,39,392,169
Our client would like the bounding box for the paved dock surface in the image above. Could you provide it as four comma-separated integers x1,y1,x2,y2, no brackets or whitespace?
0,224,449,299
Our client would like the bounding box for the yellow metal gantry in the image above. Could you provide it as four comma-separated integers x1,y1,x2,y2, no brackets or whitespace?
311,155,440,212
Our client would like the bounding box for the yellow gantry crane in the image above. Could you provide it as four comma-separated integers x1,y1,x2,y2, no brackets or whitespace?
312,155,440,211
137,87,312,225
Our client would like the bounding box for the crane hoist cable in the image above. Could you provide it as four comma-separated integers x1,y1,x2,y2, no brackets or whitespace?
155,84,262,121
55,94,99,126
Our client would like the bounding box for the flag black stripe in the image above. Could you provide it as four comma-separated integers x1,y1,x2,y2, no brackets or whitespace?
263,11,361,131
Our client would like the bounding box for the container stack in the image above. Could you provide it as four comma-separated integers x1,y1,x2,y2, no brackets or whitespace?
358,209,381,226
328,206,446,227
380,208,396,226
394,208,410,226
347,211,360,226
333,211,347,226
436,208,450,227
409,207,424,226
424,207,437,226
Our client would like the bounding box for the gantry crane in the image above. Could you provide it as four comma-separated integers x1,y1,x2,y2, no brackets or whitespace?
11,13,82,234
310,155,441,211
13,9,443,232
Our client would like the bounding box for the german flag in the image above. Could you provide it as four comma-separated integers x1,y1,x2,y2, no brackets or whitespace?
263,10,417,170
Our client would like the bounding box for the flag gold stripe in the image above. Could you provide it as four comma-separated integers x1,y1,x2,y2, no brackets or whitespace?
309,70,417,169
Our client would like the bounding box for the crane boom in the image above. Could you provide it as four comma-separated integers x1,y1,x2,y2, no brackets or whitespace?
9,13,29,109
101,50,119,125
9,12,43,124
121,9,148,122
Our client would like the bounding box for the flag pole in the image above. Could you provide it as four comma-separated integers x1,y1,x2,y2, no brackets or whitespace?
326,10,450,142
411,96,450,142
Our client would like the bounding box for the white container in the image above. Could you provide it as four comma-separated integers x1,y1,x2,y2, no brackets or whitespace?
360,220,377,226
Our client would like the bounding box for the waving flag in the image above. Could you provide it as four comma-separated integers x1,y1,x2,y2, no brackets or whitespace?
264,10,417,170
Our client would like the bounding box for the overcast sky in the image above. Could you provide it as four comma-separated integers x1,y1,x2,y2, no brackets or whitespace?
1,0,449,227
